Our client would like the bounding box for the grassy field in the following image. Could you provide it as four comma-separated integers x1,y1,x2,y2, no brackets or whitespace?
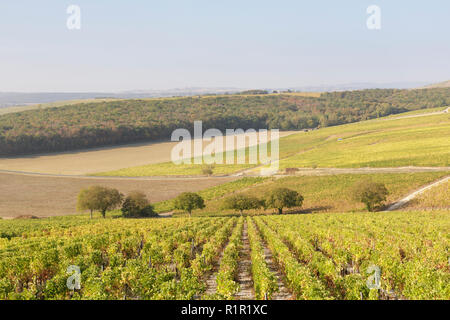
279,112,450,169
95,160,254,177
383,106,447,118
190,172,450,216
153,177,267,212
95,111,450,177
2,169,447,218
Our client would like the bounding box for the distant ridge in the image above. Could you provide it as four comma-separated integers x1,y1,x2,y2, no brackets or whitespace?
0,82,431,108
422,80,450,89
0,88,241,108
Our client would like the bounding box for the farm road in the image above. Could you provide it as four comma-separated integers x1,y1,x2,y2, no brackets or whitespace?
2,166,449,180
237,166,450,177
383,106,449,121
385,175,449,211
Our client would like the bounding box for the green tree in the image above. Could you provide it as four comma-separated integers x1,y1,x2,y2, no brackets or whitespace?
352,180,389,212
77,187,97,219
222,194,263,215
77,186,123,219
265,188,304,214
173,192,205,217
121,191,156,218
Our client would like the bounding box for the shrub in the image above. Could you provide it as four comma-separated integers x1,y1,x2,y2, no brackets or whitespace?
121,191,157,218
222,194,263,215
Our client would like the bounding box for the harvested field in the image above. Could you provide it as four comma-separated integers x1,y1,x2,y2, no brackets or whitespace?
0,140,181,175
0,131,295,175
0,172,236,218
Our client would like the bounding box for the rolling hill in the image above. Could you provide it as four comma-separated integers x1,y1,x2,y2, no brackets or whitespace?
0,88,449,156
96,109,450,176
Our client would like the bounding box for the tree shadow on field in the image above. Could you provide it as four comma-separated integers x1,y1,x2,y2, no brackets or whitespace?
282,206,333,215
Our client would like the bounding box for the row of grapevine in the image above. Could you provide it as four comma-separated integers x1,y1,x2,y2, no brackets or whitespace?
253,217,332,299
260,216,373,299
259,212,449,300
1,210,448,300
191,218,237,279
247,217,278,299
0,217,236,299
215,217,244,299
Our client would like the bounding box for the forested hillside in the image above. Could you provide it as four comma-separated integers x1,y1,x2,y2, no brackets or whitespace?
0,88,449,156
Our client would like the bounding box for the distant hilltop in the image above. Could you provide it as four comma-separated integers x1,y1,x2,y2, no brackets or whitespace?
1,81,445,108
0,88,241,108
422,80,450,89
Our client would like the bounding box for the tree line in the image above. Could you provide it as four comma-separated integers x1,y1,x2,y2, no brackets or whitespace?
78,180,388,218
1,88,449,156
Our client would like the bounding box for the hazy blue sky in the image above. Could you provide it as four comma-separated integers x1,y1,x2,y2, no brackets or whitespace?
0,0,449,92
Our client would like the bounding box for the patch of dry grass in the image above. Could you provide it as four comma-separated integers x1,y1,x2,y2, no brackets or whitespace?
405,180,450,210
197,172,449,216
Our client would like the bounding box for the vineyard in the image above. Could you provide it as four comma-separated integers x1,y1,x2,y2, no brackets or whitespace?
0,211,448,300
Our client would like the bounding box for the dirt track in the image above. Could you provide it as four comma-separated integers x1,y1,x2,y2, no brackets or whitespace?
385,175,450,211
3,165,449,181
236,164,450,177
383,107,449,121
274,166,450,176
235,222,255,299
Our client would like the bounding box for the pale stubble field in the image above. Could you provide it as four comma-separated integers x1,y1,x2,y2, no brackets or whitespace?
0,131,294,217
0,131,295,175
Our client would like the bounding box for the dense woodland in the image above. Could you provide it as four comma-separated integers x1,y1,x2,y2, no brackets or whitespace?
0,88,449,156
